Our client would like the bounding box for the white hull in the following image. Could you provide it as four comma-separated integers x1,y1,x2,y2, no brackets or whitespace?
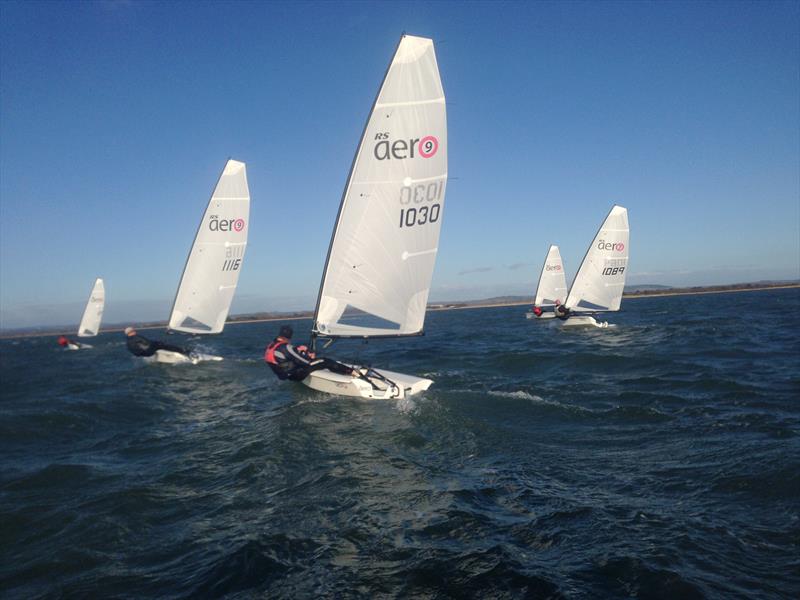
302,365,432,399
560,315,609,328
144,350,224,365
525,311,556,320
66,343,92,350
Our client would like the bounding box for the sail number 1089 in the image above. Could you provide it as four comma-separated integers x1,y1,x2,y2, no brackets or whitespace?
399,180,444,229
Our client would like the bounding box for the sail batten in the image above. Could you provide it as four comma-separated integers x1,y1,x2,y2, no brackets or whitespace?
376,97,445,108
565,205,630,313
168,160,250,334
313,35,448,339
77,278,105,337
352,173,447,185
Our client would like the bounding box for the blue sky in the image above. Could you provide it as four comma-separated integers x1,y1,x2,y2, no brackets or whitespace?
1,0,798,328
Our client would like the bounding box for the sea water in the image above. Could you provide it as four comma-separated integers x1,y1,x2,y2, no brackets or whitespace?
1,288,798,598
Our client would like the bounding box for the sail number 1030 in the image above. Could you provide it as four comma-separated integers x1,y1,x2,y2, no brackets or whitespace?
400,204,440,228
399,180,444,229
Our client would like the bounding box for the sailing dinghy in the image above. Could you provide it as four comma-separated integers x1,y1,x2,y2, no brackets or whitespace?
148,159,250,364
561,205,629,328
526,245,567,320
68,277,105,348
303,34,447,399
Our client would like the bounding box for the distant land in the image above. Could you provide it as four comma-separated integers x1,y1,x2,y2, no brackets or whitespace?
1,280,797,339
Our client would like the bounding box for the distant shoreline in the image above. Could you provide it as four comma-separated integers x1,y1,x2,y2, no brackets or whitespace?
2,283,797,340
622,283,800,299
427,283,800,310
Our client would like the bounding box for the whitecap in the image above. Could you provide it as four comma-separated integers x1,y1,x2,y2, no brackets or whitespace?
395,396,417,414
488,390,546,403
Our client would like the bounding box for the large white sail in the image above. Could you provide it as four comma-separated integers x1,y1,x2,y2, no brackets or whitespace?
565,205,629,312
313,35,447,338
534,245,568,307
168,159,250,334
77,278,105,337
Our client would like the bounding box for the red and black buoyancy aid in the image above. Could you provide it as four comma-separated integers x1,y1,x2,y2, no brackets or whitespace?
265,337,299,380
264,338,287,365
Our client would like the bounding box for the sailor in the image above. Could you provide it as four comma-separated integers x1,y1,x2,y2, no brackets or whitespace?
532,306,543,317
124,327,191,358
57,335,75,348
554,301,570,320
264,325,356,381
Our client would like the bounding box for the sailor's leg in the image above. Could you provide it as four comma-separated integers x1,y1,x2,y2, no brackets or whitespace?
318,358,353,376
287,366,311,381
153,341,189,356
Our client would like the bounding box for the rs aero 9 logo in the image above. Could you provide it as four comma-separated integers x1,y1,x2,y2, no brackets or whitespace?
597,239,625,252
546,264,562,272
374,132,439,160
209,215,245,232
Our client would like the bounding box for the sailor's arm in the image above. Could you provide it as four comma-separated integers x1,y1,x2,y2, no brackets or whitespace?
285,344,313,366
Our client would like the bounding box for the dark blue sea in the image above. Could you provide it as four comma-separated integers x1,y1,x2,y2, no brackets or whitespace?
1,288,798,599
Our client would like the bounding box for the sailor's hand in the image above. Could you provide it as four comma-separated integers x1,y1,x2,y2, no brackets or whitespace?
308,351,316,359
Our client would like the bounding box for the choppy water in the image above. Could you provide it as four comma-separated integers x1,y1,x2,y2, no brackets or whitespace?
1,288,798,599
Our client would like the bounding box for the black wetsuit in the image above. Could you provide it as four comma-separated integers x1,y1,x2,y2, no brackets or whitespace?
555,305,571,320
126,334,188,358
265,339,352,382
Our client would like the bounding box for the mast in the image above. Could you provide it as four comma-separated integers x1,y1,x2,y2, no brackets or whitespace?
310,35,406,350
565,205,628,312
533,245,554,306
77,277,104,337
167,159,232,332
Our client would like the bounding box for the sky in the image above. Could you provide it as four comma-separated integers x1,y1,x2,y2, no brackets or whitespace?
1,0,798,329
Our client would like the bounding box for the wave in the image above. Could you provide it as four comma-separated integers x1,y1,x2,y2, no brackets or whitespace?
487,390,547,403
2,289,799,598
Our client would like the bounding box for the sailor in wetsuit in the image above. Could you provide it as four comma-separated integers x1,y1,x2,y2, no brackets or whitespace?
264,325,356,381
57,335,76,348
124,327,191,358
554,301,570,320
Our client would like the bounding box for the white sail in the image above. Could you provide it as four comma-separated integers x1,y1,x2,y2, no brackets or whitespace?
565,205,629,312
313,34,447,338
168,159,250,334
534,245,568,307
77,278,104,337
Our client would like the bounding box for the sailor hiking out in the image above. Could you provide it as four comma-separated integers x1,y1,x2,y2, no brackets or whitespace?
555,302,571,320
124,327,191,358
265,325,355,381
57,335,76,348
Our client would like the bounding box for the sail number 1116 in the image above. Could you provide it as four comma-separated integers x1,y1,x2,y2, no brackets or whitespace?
399,180,444,229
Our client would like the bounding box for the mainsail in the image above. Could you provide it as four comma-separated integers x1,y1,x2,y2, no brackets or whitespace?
565,205,629,312
534,245,568,307
313,34,447,338
77,278,105,337
168,159,250,334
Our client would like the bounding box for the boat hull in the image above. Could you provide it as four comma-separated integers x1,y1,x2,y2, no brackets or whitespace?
302,365,432,399
66,343,92,350
560,315,609,328
525,312,556,320
144,350,224,365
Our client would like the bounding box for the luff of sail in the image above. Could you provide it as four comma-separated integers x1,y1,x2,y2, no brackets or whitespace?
313,35,447,338
77,278,105,337
168,159,250,334
534,245,568,307
565,205,629,312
